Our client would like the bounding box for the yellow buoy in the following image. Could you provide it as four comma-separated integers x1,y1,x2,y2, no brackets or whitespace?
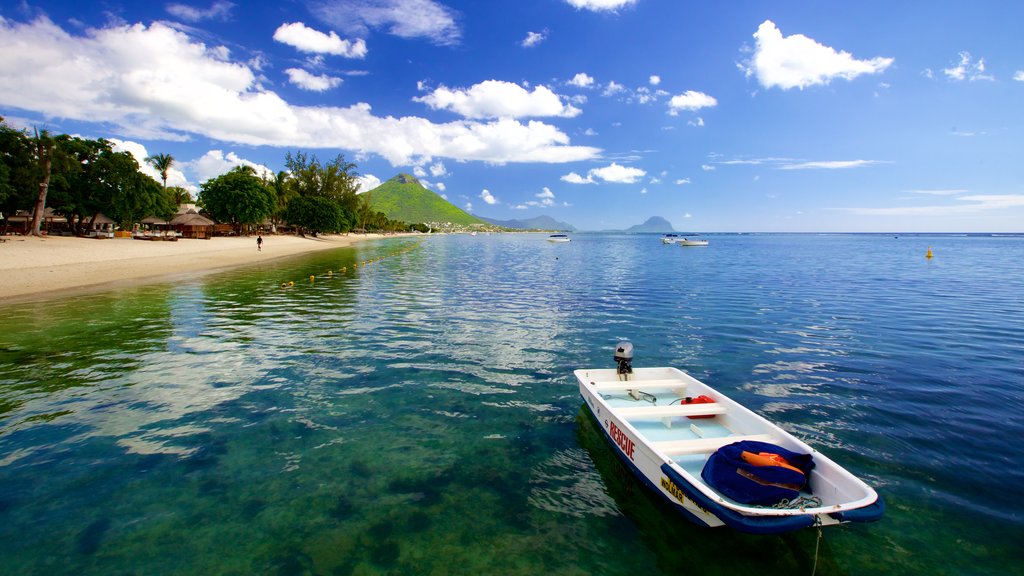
926,247,933,259
288,281,294,287
327,270,333,276
280,282,287,288
310,275,315,281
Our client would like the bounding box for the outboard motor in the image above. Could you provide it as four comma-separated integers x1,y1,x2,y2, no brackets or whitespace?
614,341,634,380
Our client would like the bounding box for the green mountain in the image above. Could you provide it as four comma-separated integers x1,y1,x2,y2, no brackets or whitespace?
365,174,487,227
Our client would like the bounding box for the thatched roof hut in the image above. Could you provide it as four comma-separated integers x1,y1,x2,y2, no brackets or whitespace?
171,212,215,239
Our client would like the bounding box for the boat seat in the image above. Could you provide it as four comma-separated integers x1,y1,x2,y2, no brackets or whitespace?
585,379,689,391
616,404,726,418
652,434,775,456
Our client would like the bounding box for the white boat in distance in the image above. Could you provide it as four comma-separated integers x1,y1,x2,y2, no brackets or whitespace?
547,234,571,242
661,234,681,244
678,237,709,246
575,343,883,534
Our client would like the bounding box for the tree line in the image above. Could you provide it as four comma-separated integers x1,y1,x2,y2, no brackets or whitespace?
0,117,412,236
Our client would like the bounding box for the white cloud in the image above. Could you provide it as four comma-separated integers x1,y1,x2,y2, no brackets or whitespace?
563,162,646,184
640,187,647,194
518,186,559,208
683,213,692,218
844,195,1024,216
675,178,691,185
415,80,580,119
568,72,594,88
107,138,190,189
190,150,274,182
429,161,447,177
909,189,967,196
1015,70,1024,82
943,52,994,82
687,117,705,127
273,22,367,58
583,127,597,136
0,19,599,166
435,182,446,192
668,90,717,115
741,20,894,90
284,68,342,91
634,86,668,105
780,160,884,170
649,75,661,86
701,164,715,171
464,201,473,211
312,0,461,46
602,81,626,96
413,165,427,177
565,0,637,11
355,173,382,193
561,172,592,184
522,30,546,47
166,1,234,22
480,189,498,204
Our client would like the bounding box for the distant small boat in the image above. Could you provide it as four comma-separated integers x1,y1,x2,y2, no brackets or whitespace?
678,237,709,247
661,234,681,244
547,234,571,243
575,342,884,534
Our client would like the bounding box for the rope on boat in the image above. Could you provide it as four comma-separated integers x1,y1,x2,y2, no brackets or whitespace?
810,516,823,576
772,495,822,510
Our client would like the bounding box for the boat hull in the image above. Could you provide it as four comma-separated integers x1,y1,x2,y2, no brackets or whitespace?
575,367,882,534
678,240,708,246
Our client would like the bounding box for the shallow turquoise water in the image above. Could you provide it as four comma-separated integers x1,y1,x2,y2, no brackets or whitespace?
1,233,1022,575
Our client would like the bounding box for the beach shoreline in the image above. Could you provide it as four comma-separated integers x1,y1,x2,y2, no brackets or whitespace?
0,233,404,303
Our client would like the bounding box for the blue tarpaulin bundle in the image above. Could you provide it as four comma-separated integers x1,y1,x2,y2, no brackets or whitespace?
701,440,815,506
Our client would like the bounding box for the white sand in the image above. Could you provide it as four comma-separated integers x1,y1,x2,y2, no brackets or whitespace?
0,233,399,302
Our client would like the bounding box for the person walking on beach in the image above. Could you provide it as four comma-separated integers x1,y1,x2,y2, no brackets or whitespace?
257,234,263,252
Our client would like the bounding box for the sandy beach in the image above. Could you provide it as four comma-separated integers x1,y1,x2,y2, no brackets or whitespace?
0,233,396,302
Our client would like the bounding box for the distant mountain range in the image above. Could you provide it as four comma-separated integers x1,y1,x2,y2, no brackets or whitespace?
477,214,576,231
365,174,487,227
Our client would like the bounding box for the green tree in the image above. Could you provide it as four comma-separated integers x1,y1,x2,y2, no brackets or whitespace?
270,170,295,223
284,195,346,236
166,186,193,205
102,152,170,227
0,118,36,224
281,151,361,233
199,166,276,232
145,153,174,191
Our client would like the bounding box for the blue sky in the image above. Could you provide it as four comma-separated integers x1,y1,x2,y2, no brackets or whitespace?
2,0,1022,232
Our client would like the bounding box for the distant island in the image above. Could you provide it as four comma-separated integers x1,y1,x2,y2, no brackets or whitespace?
477,215,576,232
619,216,676,233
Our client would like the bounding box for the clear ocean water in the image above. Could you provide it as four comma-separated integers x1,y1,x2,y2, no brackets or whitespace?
1,233,1022,575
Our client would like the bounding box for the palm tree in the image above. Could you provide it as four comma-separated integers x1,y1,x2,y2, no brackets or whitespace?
30,128,53,237
146,153,174,191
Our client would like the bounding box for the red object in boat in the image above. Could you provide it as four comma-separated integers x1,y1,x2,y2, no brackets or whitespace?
682,395,716,419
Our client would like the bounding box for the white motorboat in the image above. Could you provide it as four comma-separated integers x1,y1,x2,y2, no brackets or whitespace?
678,237,708,246
661,234,681,244
547,234,571,243
574,342,884,534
